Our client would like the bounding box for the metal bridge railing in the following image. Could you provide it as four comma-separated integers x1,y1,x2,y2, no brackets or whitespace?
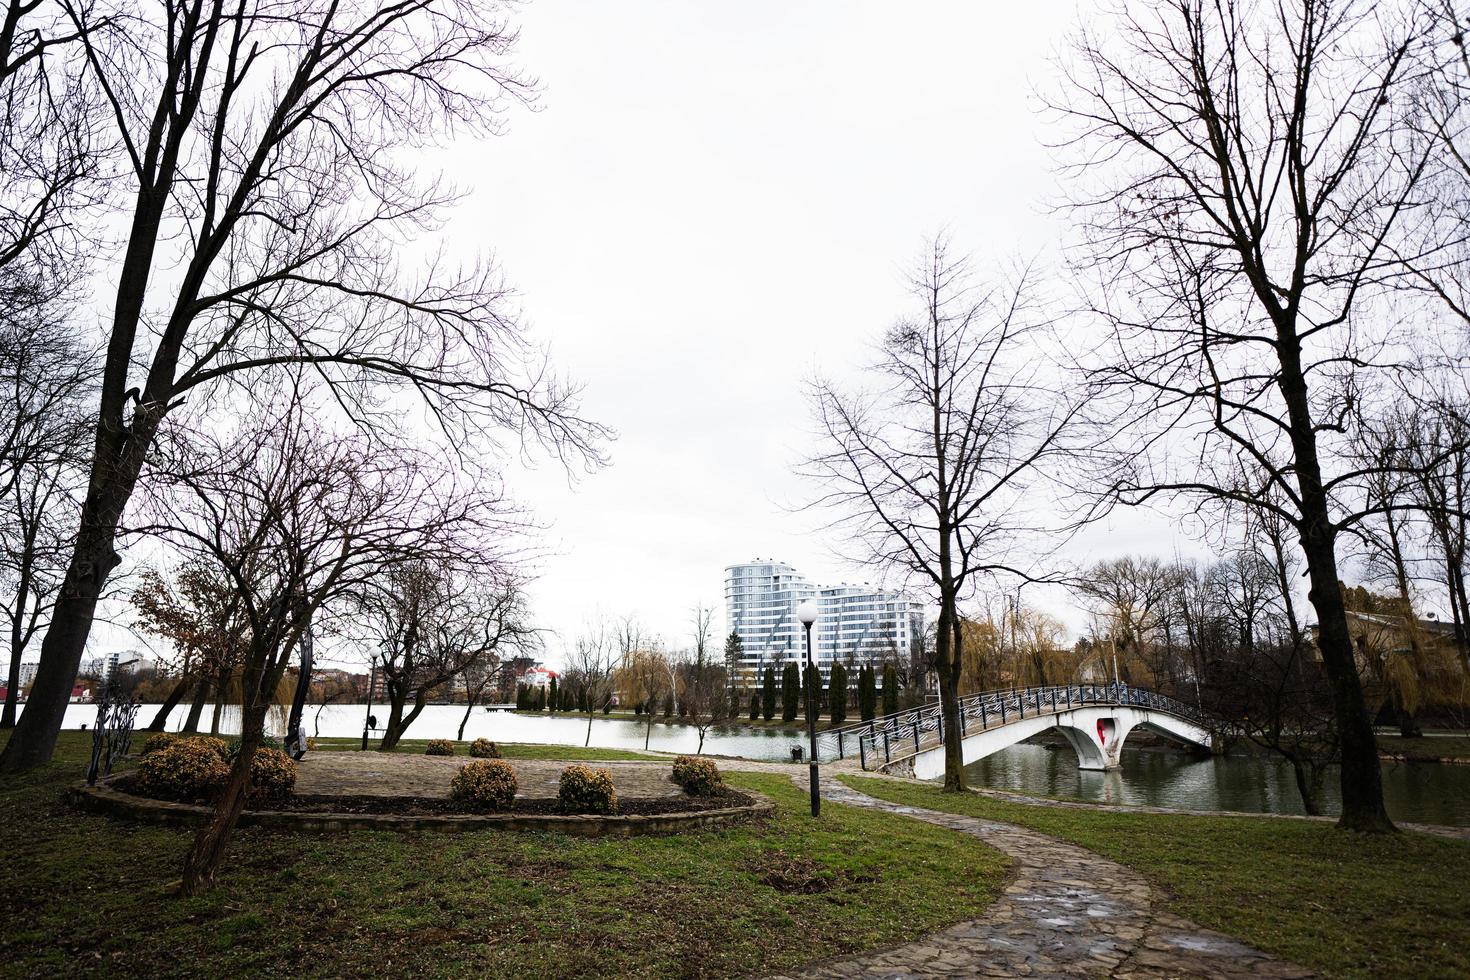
814,683,1206,769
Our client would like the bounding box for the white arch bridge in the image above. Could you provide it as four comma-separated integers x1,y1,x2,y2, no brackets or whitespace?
815,684,1216,779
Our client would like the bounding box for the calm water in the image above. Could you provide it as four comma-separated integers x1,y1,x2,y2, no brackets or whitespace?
53,702,1470,825
963,742,1470,827
55,701,807,761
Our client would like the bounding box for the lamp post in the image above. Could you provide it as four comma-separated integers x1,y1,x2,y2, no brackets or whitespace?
361,653,377,751
797,599,820,817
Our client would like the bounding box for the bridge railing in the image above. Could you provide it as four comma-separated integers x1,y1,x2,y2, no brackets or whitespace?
814,683,1206,769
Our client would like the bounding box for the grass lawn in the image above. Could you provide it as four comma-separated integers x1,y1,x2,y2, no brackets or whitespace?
310,736,657,761
842,775,1470,980
1378,733,1470,762
0,733,1008,978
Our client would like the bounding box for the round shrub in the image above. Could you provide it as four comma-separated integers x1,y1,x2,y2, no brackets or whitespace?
192,735,229,759
671,755,722,796
135,739,229,802
469,738,501,759
139,732,180,756
249,748,298,799
450,760,518,810
558,764,617,814
425,739,456,756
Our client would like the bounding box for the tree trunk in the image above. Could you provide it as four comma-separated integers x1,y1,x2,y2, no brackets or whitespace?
935,591,966,792
585,710,593,747
644,713,654,750
1288,755,1323,817
1299,528,1394,832
378,684,427,751
457,690,479,741
183,677,210,733
146,677,192,731
0,380,165,772
1398,707,1423,739
180,703,268,895
1,589,27,728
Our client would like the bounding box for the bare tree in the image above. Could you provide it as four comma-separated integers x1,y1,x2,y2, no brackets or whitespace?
137,389,510,893
1056,0,1443,832
568,622,619,748
368,565,528,750
2,0,606,774
803,239,1080,791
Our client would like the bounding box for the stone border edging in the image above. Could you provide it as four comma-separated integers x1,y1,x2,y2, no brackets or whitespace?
68,777,773,836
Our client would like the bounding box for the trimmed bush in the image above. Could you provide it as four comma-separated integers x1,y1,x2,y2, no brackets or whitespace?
135,739,229,802
425,739,455,756
192,735,230,759
469,738,501,759
249,748,298,799
671,755,722,796
450,759,518,810
558,764,617,814
139,732,181,756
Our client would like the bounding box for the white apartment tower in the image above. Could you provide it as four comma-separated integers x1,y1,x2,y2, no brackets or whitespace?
724,560,924,676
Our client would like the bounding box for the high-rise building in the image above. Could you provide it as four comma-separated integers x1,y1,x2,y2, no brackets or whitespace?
724,560,924,678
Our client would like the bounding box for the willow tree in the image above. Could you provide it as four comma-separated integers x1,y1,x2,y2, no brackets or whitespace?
803,240,1079,791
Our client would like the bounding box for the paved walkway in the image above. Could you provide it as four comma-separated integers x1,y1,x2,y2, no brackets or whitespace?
764,774,1316,980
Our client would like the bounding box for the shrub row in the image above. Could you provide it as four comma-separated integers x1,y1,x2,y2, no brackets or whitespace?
671,756,722,796
134,737,297,803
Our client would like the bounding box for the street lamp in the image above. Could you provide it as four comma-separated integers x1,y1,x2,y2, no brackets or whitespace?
797,599,820,817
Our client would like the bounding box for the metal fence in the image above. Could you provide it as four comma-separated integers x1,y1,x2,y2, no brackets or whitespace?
815,682,1207,769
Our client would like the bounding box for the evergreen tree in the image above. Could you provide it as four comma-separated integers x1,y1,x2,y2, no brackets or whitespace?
535,686,546,711
829,663,848,725
803,664,822,724
662,692,674,718
549,676,558,713
749,691,760,720
858,665,875,721
761,666,776,721
781,663,799,722
882,663,899,716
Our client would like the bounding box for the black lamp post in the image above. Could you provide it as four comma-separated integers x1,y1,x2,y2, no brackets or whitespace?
797,599,820,817
361,654,377,751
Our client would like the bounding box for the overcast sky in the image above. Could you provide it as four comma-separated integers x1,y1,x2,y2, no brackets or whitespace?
88,0,1198,670
429,0,1192,662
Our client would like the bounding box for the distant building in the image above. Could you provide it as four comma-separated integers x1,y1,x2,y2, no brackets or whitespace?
521,665,558,689
18,662,38,687
724,560,924,678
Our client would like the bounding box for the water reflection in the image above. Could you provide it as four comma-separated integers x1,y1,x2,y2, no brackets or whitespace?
962,742,1470,827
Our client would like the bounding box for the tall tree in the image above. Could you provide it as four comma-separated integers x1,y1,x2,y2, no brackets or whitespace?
1,0,605,774
828,661,848,725
804,240,1078,790
761,664,776,721
1057,0,1440,830
780,662,799,723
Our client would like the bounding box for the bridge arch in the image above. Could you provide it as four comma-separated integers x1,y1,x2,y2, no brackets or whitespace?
898,706,1211,780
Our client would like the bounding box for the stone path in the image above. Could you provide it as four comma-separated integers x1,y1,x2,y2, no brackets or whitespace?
295,754,684,800
764,774,1317,980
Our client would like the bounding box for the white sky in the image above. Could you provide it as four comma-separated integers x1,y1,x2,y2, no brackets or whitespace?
84,0,1203,671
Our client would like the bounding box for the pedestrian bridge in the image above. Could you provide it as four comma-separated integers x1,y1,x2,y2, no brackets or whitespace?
816,684,1214,778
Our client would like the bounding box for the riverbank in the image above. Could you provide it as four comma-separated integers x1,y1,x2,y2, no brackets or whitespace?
0,732,1007,978
841,774,1470,980
1378,733,1470,764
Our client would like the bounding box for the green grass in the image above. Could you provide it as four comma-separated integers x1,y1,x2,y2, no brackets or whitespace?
0,732,1008,978
842,774,1470,980
310,736,657,761
1378,733,1470,762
